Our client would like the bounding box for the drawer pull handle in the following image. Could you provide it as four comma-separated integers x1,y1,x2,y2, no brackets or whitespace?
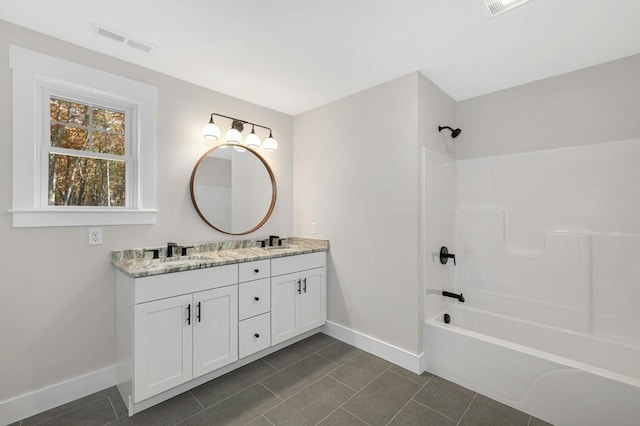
254,296,260,301
303,278,307,293
297,279,301,294
254,269,259,273
186,304,191,325
197,302,201,323
254,333,260,338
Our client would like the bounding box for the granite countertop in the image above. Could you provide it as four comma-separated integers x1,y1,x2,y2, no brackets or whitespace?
112,237,329,278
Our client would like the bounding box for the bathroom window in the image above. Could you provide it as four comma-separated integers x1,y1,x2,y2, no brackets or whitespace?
10,45,158,227
47,96,130,207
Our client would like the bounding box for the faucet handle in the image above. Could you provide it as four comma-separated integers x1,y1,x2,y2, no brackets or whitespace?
167,242,178,257
439,246,456,266
181,246,194,256
144,248,160,259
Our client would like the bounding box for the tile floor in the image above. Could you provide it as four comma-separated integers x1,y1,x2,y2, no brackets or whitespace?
12,333,554,426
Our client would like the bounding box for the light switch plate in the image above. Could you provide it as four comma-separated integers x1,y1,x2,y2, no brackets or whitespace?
88,227,103,245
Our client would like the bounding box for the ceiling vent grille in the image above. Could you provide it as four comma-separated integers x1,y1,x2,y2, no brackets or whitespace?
483,0,532,16
91,24,156,53
126,39,154,53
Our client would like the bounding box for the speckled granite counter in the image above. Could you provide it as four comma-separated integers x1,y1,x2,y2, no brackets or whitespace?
112,237,329,278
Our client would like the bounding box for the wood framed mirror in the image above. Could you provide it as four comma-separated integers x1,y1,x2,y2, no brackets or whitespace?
190,144,276,235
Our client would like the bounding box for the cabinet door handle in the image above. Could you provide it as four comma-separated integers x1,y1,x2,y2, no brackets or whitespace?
254,269,259,273
254,333,260,338
297,279,301,294
186,304,191,325
254,296,260,301
196,302,201,323
303,278,307,293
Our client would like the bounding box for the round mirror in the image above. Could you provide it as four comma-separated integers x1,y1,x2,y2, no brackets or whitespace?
190,144,276,235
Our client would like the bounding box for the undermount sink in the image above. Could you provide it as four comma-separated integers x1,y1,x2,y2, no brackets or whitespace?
157,255,210,263
264,245,299,252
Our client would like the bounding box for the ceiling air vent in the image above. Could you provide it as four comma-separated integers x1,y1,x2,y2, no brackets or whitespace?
483,0,532,17
125,39,154,53
91,24,156,54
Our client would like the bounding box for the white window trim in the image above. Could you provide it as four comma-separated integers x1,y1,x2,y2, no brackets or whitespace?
9,45,157,227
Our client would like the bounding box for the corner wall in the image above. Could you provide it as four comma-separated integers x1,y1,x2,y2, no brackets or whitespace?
417,73,458,321
293,73,421,354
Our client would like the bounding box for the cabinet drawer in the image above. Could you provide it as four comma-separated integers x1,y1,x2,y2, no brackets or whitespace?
238,278,270,320
135,264,238,304
239,260,270,283
271,252,326,277
239,313,271,358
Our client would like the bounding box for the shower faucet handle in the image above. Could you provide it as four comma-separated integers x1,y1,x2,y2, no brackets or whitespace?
439,246,456,265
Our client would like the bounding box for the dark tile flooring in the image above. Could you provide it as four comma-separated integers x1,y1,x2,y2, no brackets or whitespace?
12,333,554,426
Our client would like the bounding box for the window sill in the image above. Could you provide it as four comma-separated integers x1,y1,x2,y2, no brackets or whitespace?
10,209,158,228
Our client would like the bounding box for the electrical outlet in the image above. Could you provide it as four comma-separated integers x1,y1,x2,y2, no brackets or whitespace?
311,222,317,235
88,227,103,245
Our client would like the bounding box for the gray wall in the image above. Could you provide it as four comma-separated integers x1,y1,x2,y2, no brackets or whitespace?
455,54,640,159
0,20,293,401
293,73,422,353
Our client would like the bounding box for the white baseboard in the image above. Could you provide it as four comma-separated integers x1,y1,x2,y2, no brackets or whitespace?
322,321,424,374
0,324,423,424
0,365,115,426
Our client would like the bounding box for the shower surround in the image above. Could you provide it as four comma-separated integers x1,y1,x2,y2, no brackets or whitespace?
424,138,640,425
456,138,639,342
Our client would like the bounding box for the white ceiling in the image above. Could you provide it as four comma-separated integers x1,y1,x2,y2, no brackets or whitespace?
1,0,639,115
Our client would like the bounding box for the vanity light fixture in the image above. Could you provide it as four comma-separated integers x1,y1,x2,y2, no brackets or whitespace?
438,125,462,139
202,113,278,152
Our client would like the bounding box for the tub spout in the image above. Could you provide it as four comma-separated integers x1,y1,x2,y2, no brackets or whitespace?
442,291,465,303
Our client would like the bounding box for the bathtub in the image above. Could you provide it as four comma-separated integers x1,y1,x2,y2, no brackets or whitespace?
424,305,640,426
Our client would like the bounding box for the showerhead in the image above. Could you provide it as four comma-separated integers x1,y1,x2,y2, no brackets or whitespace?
438,125,462,139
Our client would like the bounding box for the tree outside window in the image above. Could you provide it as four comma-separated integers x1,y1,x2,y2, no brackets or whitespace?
48,96,127,207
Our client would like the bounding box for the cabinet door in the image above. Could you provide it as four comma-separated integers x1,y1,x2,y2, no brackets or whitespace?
271,272,301,345
300,267,327,333
193,286,238,378
134,294,193,402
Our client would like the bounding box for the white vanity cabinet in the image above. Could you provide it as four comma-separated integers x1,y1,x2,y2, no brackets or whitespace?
116,249,327,415
271,252,327,345
117,264,238,404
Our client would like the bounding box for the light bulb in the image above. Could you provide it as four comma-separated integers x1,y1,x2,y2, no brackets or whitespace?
225,128,241,144
245,127,261,149
263,132,278,152
202,119,220,140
